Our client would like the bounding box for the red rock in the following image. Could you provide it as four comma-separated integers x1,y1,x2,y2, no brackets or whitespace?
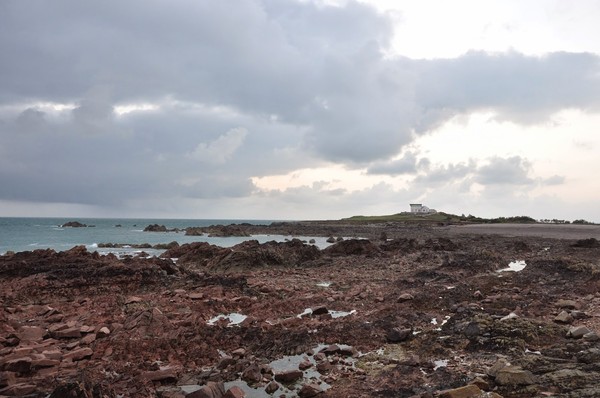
63,347,93,361
17,326,44,343
0,371,16,387
143,369,178,382
0,383,37,396
241,364,262,383
299,359,313,370
31,357,60,368
126,296,143,304
439,384,484,398
2,357,32,373
298,383,322,397
186,381,225,398
274,369,303,383
97,327,111,338
224,386,245,398
81,333,96,345
79,325,95,333
264,381,279,394
52,327,81,339
188,292,204,300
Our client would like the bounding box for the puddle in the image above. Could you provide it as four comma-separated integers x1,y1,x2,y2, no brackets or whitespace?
316,282,332,288
431,318,438,325
329,309,356,318
433,359,448,370
498,260,527,273
207,313,247,326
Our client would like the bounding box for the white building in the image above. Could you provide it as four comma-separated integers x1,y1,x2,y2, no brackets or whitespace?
409,203,436,214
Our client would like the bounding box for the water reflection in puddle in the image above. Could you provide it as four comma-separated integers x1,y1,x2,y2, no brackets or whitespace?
498,260,527,273
207,313,247,326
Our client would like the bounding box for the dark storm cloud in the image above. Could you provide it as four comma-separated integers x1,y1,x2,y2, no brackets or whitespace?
0,0,597,208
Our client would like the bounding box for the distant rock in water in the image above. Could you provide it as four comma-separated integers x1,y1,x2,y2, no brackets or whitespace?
144,224,181,232
61,221,88,228
144,224,167,232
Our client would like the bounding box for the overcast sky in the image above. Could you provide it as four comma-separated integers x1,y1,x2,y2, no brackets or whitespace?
1,0,599,221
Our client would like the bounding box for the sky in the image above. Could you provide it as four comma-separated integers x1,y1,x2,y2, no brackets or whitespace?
1,0,600,222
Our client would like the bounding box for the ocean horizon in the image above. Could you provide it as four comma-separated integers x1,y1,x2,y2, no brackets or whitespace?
0,217,326,256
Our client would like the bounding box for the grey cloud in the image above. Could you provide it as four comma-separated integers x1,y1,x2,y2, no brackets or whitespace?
366,152,421,175
474,156,534,185
0,0,599,209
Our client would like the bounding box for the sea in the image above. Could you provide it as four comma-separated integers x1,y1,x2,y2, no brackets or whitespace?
0,217,331,257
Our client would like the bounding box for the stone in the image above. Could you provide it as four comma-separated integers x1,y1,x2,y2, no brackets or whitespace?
81,333,97,345
469,377,489,391
274,369,303,383
31,358,60,368
439,384,483,398
97,327,111,338
495,366,535,386
52,327,81,339
264,381,279,394
63,347,93,361
0,383,37,396
298,383,322,397
556,299,580,310
299,359,313,370
583,332,600,342
143,369,178,382
554,311,574,324
567,325,592,339
386,327,411,343
2,357,32,373
17,326,45,343
216,356,235,369
186,381,225,398
79,325,95,333
224,386,245,398
311,306,328,316
487,359,509,377
126,296,143,304
241,364,262,383
188,293,204,300
397,293,414,302
42,350,62,360
0,371,16,388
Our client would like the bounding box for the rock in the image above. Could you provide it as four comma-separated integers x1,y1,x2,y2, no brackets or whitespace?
311,306,329,316
186,381,225,398
556,299,580,310
52,327,81,339
439,384,484,398
17,326,45,343
0,371,16,388
571,238,600,248
554,311,574,324
469,377,489,391
583,331,600,342
241,364,262,383
487,359,509,378
472,290,484,299
326,236,335,243
265,381,279,394
143,369,178,382
0,383,37,396
298,383,322,397
224,386,245,398
216,356,235,369
2,357,32,373
386,327,412,343
188,292,204,300
274,369,303,383
62,221,87,228
299,359,312,370
81,333,96,345
576,348,600,364
97,326,111,338
494,366,535,386
63,347,93,361
144,224,168,232
397,293,414,302
322,239,380,256
567,325,592,339
125,296,143,304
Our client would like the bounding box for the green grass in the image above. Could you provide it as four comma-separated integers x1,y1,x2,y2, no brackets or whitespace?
342,212,538,224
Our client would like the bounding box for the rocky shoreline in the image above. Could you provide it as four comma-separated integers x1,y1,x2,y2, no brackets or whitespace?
1,221,600,397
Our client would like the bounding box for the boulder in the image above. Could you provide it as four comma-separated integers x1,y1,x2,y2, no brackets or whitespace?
554,311,574,324
494,366,535,386
386,327,412,343
567,325,592,339
439,384,484,398
224,386,245,398
274,370,303,383
264,381,279,394
298,383,322,397
186,382,225,398
143,369,178,383
63,347,93,361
